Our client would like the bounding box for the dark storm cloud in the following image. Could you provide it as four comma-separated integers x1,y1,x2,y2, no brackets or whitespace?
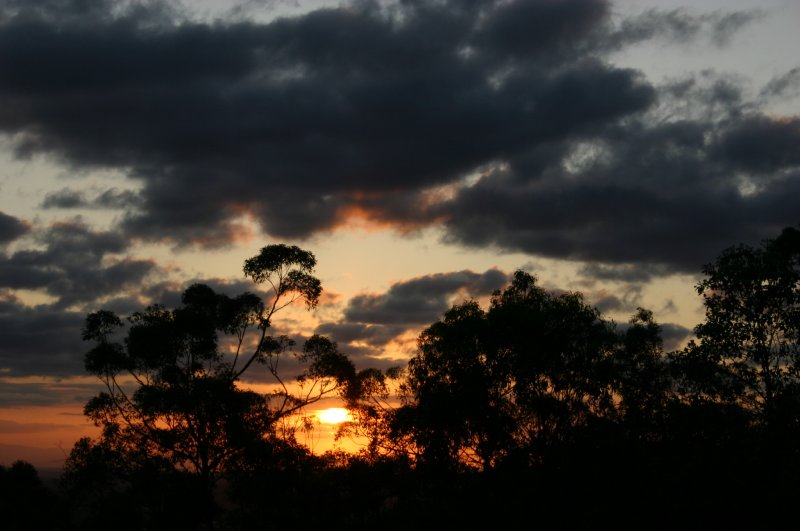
714,116,800,173
0,220,158,307
0,211,29,244
0,0,644,240
473,0,608,62
437,70,800,272
0,0,792,271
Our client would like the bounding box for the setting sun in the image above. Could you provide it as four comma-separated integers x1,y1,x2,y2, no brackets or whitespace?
317,407,353,424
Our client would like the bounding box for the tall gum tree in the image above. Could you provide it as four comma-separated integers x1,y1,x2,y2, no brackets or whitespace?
77,245,357,497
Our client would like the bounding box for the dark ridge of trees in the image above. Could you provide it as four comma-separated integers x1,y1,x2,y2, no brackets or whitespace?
0,460,64,531
5,227,800,529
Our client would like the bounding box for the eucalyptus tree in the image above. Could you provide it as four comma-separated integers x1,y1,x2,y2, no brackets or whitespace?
77,245,356,495
681,227,800,427
383,272,641,470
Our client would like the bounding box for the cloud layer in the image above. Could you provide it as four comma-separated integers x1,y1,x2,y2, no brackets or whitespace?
0,0,796,390
0,0,794,271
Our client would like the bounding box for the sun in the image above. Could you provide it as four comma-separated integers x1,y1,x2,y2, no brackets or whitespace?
317,407,353,424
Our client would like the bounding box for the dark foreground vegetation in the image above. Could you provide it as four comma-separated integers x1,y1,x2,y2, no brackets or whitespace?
2,228,799,530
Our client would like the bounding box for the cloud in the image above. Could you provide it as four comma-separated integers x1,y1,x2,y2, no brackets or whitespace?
435,72,800,272
41,187,142,210
592,287,643,314
660,322,693,351
315,322,409,348
0,269,315,380
315,269,509,365
0,419,75,433
0,211,29,244
579,263,675,284
344,269,509,326
0,220,158,307
0,298,87,378
607,7,761,48
714,116,800,173
761,67,800,100
0,0,644,241
0,0,793,272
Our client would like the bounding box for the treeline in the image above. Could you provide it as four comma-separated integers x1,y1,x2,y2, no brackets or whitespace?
3,228,799,530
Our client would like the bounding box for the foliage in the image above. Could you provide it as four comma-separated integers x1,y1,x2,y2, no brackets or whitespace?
78,244,356,496
378,271,673,471
47,228,800,528
678,227,800,426
0,460,63,531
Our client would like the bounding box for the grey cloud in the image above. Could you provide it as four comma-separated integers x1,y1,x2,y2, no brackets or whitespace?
0,220,158,307
708,10,762,46
309,323,409,369
315,322,408,348
714,115,800,173
41,187,142,210
608,8,761,49
345,269,509,325
439,173,800,273
592,286,643,314
593,294,625,313
0,0,181,33
0,300,86,377
660,322,693,351
0,211,29,244
761,67,800,100
315,268,509,365
436,72,800,273
0,380,101,407
0,0,652,245
475,0,608,62
0,0,792,274
579,263,676,283
40,189,86,209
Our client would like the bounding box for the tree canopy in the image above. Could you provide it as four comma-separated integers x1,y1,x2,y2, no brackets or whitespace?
52,229,800,529
77,244,357,499
679,227,800,427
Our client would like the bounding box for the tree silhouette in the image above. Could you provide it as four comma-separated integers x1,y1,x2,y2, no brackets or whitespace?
0,460,62,530
56,230,800,528
76,244,357,523
378,271,673,472
679,227,800,427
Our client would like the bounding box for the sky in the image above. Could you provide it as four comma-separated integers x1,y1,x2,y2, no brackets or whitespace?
0,0,798,468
